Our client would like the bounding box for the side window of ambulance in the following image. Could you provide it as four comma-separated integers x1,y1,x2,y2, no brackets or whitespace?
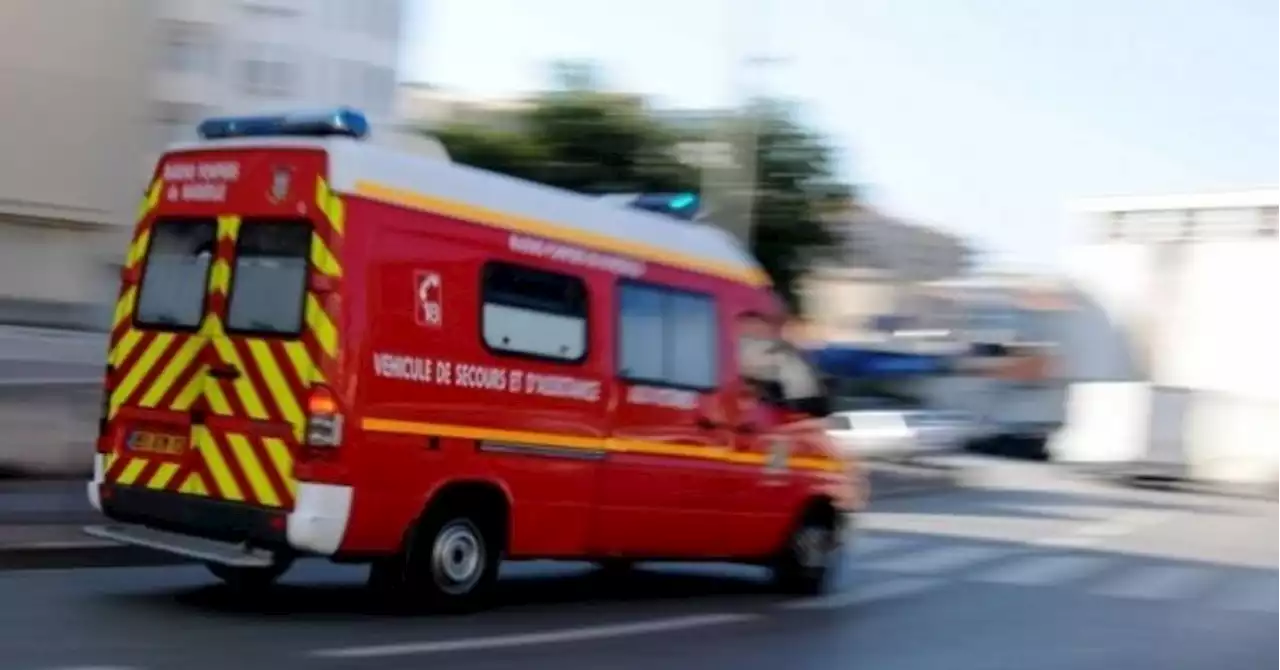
135,218,217,329
481,262,588,362
617,282,717,390
226,220,312,336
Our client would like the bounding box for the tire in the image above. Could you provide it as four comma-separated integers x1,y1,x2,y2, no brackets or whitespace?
398,512,501,612
207,558,292,591
772,512,838,596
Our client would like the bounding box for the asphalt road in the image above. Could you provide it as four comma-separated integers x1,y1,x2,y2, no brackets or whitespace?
1,461,1274,670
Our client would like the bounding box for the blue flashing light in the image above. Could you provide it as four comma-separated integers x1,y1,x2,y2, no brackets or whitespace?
197,107,370,141
628,192,701,221
668,193,697,209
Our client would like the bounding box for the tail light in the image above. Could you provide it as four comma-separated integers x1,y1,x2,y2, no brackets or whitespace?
305,385,344,448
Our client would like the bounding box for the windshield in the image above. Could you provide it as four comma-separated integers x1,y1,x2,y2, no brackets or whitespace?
134,219,217,329
225,220,312,336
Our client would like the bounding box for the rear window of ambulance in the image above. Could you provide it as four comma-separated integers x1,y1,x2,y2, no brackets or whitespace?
225,219,312,336
135,218,217,330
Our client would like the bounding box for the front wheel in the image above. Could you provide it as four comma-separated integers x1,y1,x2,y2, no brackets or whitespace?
772,514,839,596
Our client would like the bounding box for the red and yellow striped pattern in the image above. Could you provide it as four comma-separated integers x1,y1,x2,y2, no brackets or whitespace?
103,175,344,509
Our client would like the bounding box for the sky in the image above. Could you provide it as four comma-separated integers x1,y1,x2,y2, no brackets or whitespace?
399,0,1278,272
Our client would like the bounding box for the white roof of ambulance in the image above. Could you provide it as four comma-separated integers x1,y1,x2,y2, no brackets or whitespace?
166,136,765,282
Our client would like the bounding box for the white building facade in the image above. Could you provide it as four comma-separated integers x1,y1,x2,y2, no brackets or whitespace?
0,0,405,329
1051,190,1279,487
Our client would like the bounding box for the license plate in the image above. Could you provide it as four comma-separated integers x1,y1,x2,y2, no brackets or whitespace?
127,430,188,455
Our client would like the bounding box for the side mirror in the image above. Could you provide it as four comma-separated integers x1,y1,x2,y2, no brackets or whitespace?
791,394,832,419
759,380,786,406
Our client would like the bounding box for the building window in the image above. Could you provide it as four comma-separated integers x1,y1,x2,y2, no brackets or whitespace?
617,282,718,389
160,21,218,75
481,262,588,363
241,45,296,97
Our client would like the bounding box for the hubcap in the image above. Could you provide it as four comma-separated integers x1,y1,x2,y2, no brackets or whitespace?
431,521,484,595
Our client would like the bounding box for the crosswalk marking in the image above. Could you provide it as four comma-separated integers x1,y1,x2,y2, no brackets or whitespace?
848,535,913,558
839,533,1275,615
1092,565,1215,601
781,576,940,611
974,553,1111,587
863,545,1004,575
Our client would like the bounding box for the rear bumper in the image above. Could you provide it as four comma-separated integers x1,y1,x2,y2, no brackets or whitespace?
100,484,290,550
89,449,354,559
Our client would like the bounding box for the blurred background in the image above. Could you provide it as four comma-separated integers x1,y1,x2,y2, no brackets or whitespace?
0,0,1274,490
0,3,1275,669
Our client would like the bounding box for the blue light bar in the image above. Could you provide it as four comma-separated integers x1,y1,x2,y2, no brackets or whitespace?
629,192,701,221
197,108,370,141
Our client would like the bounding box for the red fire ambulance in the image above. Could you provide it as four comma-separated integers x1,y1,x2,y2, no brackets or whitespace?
85,109,864,608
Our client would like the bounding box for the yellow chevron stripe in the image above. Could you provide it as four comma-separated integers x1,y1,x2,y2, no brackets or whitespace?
112,287,137,330
226,433,281,507
310,233,342,277
247,340,305,437
282,340,321,385
171,364,208,411
110,329,144,366
126,229,151,269
203,378,234,416
137,179,162,220
316,177,345,235
110,333,175,414
195,427,243,502
139,335,204,408
199,312,225,338
208,259,232,295
216,214,242,241
262,437,296,500
212,338,268,420
116,458,149,486
178,470,209,497
147,462,181,490
305,294,337,358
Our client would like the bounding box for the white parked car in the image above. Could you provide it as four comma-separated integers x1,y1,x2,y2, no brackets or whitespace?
824,410,919,459
903,410,983,452
825,408,982,460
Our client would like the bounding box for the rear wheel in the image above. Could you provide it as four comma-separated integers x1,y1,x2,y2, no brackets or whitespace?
772,509,838,595
207,558,292,591
386,512,501,612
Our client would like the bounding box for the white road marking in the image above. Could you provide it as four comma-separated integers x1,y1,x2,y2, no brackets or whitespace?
974,553,1111,587
863,545,1005,575
780,576,941,610
309,613,761,659
1033,510,1172,550
1209,573,1279,614
1093,565,1215,601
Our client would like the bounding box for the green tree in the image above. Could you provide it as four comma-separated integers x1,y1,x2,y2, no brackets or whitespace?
427,74,851,312
741,102,852,311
